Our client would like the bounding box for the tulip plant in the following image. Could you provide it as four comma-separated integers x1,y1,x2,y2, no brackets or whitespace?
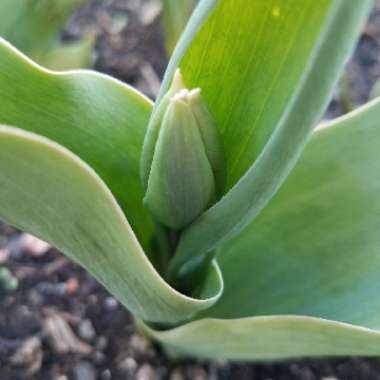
1,0,380,360
0,0,93,70
161,0,197,55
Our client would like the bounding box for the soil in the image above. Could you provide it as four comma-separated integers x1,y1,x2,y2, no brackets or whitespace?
2,0,380,379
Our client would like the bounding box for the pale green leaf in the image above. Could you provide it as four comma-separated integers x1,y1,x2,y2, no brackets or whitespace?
168,0,373,282
142,316,380,360
0,125,223,323
370,79,380,100
40,32,95,71
161,0,197,55
201,99,380,329
0,38,153,252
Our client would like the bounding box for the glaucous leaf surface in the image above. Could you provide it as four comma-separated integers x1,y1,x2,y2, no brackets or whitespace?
142,316,380,360
201,99,380,329
0,39,153,252
0,125,223,323
168,0,373,280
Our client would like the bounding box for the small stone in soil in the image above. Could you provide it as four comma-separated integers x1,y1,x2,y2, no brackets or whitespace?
185,365,208,380
136,363,157,380
10,336,43,376
8,305,41,338
19,233,51,257
100,369,112,380
103,296,119,310
36,282,67,297
95,335,108,351
43,312,92,355
78,319,96,342
117,355,138,375
129,333,151,355
169,368,185,380
0,247,9,263
93,350,106,365
73,361,96,380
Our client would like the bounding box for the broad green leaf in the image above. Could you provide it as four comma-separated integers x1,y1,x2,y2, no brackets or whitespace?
201,99,380,329
161,0,197,55
0,38,153,253
0,125,223,323
142,316,380,360
0,0,91,68
168,0,373,281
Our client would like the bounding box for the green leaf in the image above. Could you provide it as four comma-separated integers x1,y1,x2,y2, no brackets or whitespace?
141,316,380,360
161,0,197,55
168,0,373,281
0,38,153,252
40,32,95,71
370,78,380,100
201,99,380,329
0,125,223,323
0,0,90,68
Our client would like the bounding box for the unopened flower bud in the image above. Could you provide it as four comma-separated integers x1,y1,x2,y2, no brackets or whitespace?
140,69,186,189
142,70,225,230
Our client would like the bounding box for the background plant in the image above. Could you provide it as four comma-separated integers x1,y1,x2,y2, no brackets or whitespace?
161,0,197,55
0,0,94,70
0,0,380,361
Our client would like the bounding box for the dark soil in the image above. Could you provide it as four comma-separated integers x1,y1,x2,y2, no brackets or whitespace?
1,1,380,379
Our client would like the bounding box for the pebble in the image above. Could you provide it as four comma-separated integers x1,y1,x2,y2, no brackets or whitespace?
10,336,43,376
78,319,96,342
43,313,92,355
100,369,112,380
104,296,119,311
117,355,138,375
9,305,41,338
26,289,44,307
73,361,96,380
93,350,106,365
185,366,208,380
36,282,67,297
129,333,150,355
65,277,79,295
96,335,108,351
136,363,157,380
19,233,51,256
169,368,185,380
0,247,9,263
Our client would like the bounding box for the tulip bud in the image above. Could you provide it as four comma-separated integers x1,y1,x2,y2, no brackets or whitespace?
187,88,225,195
143,70,225,230
140,69,186,190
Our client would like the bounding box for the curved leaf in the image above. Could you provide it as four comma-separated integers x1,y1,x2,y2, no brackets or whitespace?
169,0,373,281
0,125,222,323
142,316,380,360
0,38,153,252
201,99,380,328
